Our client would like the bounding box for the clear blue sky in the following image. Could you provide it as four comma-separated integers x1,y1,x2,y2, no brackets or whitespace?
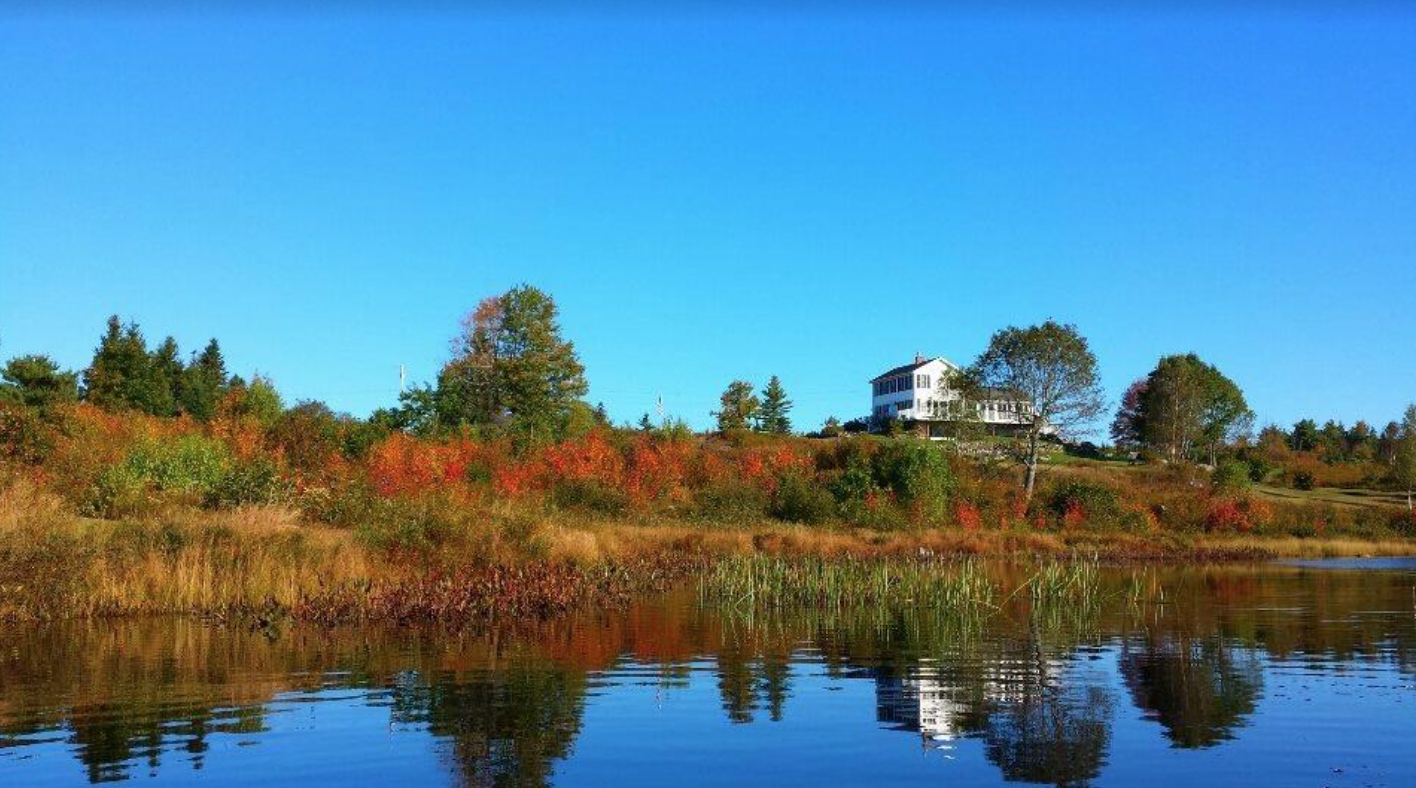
2,4,1413,434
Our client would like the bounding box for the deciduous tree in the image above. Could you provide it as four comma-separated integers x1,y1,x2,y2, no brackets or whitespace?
435,285,588,444
1110,379,1147,450
1395,405,1416,513
969,320,1105,499
714,380,759,432
1137,354,1252,464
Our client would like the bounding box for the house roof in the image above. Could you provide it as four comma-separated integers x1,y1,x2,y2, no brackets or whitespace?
869,356,959,383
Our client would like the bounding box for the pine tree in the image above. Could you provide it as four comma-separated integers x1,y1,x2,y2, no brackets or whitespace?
755,375,793,434
0,354,79,412
83,316,158,412
148,336,183,417
179,339,231,421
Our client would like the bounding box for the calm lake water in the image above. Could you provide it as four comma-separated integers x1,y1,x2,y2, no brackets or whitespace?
4,560,1416,787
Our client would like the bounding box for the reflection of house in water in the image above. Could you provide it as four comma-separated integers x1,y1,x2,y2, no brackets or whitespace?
874,655,1072,752
876,674,968,749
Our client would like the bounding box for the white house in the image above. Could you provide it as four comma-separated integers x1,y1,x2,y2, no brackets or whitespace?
869,354,1036,437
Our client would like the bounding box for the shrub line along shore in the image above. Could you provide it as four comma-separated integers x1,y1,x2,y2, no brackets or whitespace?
4,474,1415,624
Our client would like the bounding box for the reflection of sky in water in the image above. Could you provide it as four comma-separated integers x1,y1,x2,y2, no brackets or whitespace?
4,563,1416,787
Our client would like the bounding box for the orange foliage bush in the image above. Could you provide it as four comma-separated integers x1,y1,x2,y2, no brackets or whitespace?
367,433,475,497
1205,495,1274,533
954,501,983,532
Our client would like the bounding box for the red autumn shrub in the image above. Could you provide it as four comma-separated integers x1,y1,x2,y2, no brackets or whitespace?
955,501,983,532
625,437,694,505
542,430,624,486
367,433,471,497
1205,496,1274,533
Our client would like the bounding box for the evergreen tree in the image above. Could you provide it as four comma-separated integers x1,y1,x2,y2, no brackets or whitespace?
148,336,183,417
83,316,159,413
713,380,758,432
755,375,793,434
179,339,231,421
638,413,655,432
1289,419,1320,452
0,354,79,412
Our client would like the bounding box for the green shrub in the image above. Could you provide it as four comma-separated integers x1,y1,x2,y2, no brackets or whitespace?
87,463,151,518
872,440,954,519
1211,460,1253,496
693,479,770,524
1291,469,1316,491
125,435,231,493
771,472,837,524
1245,456,1275,483
829,455,878,503
354,497,457,552
549,479,629,516
87,435,233,517
1047,481,1122,528
206,458,291,509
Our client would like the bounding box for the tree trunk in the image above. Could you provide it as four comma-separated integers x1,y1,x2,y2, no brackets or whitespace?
1025,429,1040,501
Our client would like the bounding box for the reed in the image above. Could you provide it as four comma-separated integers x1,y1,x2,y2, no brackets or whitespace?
699,555,1000,611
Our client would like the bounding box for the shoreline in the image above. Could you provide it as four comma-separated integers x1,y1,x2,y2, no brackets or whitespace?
5,509,1416,625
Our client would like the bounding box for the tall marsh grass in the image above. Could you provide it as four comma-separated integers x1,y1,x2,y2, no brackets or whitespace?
700,555,997,611
699,554,1112,613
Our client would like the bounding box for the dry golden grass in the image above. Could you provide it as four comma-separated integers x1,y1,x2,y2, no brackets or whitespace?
0,474,67,532
6,470,1416,623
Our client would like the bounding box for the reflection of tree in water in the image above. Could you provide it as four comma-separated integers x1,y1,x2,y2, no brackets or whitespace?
64,703,266,783
0,621,284,783
8,565,1416,786
1120,636,1262,748
389,655,588,788
984,681,1112,788
714,643,793,724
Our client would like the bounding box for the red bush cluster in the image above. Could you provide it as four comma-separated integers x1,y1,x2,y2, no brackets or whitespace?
954,501,983,532
1205,496,1274,533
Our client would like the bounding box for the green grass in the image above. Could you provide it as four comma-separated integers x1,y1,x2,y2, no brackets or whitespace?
698,555,1107,615
1255,484,1408,511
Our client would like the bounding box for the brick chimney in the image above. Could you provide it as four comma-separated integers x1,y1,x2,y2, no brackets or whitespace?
914,352,926,364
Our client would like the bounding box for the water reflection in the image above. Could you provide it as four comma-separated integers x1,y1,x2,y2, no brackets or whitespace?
1121,636,1263,748
2,563,1415,787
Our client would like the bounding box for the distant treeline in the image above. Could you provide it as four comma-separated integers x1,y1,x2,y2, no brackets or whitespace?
2,284,1415,514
